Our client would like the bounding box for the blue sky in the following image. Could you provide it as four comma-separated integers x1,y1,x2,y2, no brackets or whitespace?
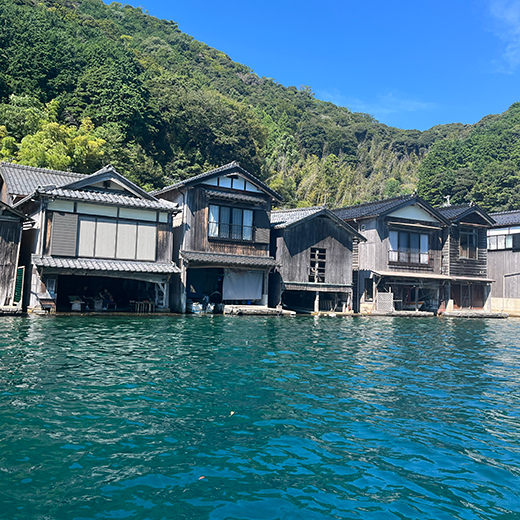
125,0,520,131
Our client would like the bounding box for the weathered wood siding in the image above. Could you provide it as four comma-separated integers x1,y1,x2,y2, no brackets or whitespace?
157,222,173,263
278,216,353,285
447,226,488,277
185,186,271,256
488,249,520,298
356,217,443,274
0,220,22,306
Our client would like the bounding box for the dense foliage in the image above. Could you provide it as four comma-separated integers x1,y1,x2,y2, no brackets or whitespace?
0,0,519,211
417,104,520,212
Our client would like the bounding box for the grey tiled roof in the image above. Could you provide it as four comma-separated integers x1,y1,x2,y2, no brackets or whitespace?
333,195,414,220
181,251,279,267
436,204,472,220
204,189,266,205
0,162,86,197
154,162,283,201
32,255,180,273
34,186,179,212
490,210,520,227
271,206,325,228
437,203,495,225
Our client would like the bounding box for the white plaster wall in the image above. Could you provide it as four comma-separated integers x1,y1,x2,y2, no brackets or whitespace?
389,205,439,222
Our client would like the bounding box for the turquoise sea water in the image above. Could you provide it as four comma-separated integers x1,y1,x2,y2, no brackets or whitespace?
0,315,519,519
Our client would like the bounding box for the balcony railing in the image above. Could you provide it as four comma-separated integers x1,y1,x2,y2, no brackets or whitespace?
388,250,431,266
208,222,254,241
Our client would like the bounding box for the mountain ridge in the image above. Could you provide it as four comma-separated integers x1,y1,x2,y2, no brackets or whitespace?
0,0,518,211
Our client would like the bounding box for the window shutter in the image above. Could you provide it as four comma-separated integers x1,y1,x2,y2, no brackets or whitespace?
136,223,157,261
254,210,271,244
513,233,520,252
51,212,78,257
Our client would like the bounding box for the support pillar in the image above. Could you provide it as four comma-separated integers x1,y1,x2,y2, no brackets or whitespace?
261,270,269,306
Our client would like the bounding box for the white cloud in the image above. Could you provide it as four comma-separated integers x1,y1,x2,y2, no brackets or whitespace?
488,0,520,72
317,89,436,120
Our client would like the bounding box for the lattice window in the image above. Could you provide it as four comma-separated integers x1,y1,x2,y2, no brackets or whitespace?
309,248,326,283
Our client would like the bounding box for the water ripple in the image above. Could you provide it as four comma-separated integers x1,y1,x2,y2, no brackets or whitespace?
1,315,520,519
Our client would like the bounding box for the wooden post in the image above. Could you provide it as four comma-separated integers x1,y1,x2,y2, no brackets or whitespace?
415,286,419,312
314,291,320,313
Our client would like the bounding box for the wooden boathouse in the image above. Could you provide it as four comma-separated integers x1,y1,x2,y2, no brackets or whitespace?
334,195,496,315
1,163,180,313
269,206,365,313
154,162,282,313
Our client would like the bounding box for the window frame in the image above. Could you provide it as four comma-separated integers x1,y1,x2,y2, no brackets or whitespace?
208,204,254,242
77,215,157,262
388,230,430,266
459,228,478,259
488,234,513,250
309,247,326,283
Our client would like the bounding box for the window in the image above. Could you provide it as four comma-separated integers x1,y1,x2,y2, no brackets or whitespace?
460,228,477,259
77,217,156,261
488,234,513,250
364,277,373,301
208,205,253,241
389,230,429,265
309,248,326,283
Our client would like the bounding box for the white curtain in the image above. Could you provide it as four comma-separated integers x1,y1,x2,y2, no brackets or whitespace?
420,233,429,264
243,209,253,240
222,269,263,300
209,205,219,237
389,230,398,262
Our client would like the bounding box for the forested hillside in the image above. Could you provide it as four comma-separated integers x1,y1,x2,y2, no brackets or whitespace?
0,0,519,211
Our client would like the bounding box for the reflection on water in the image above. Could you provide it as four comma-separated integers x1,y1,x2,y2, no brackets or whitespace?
1,315,520,519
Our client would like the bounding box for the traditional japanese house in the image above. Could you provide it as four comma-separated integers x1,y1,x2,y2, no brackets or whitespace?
153,162,282,313
486,210,520,314
269,206,365,313
334,196,496,314
333,195,490,314
2,163,180,312
0,201,30,314
436,203,496,313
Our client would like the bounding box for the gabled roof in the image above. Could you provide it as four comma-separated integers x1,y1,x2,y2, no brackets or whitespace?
0,162,86,200
61,164,155,201
0,200,30,220
333,194,450,225
489,210,520,228
271,205,365,240
271,206,324,227
437,204,495,226
18,186,178,212
154,162,283,202
5,163,178,213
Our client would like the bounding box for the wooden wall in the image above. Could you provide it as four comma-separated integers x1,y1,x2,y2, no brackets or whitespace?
445,226,488,277
42,209,174,263
488,249,520,298
0,219,22,306
157,223,173,263
356,217,443,274
277,216,353,285
185,186,271,257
